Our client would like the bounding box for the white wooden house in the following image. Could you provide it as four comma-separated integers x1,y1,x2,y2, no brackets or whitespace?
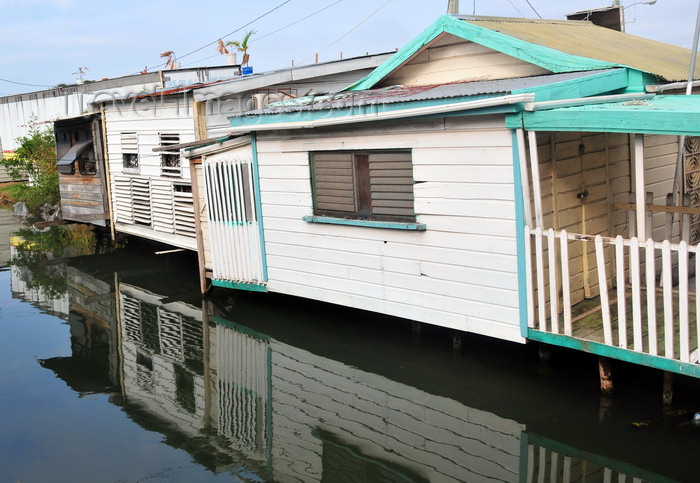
97,53,392,249
187,14,700,379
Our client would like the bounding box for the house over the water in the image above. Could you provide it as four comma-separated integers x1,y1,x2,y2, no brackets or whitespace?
93,53,392,249
186,14,700,381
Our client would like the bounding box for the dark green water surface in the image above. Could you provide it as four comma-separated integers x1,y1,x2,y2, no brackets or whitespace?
2,245,700,482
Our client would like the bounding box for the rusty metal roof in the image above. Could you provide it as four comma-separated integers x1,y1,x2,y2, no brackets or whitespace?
239,70,612,116
462,16,698,82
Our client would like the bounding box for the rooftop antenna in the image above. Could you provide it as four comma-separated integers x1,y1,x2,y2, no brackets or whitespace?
447,0,459,14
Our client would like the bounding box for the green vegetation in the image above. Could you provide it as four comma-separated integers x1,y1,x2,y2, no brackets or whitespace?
0,182,24,208
0,122,59,216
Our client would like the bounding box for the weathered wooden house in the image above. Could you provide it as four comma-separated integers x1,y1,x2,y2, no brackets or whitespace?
97,53,392,249
187,14,700,380
54,114,110,226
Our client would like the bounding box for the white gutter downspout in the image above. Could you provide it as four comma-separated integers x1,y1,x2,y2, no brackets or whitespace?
228,93,535,132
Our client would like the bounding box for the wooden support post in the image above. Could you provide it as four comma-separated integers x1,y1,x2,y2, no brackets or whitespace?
666,193,674,241
682,194,691,243
663,371,674,406
538,343,551,363
645,191,653,240
412,321,421,337
598,357,614,395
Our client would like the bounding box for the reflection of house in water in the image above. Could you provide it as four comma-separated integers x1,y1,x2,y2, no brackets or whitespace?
119,283,205,432
17,251,694,482
10,255,69,319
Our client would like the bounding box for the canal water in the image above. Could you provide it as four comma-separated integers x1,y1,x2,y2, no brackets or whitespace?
2,222,700,481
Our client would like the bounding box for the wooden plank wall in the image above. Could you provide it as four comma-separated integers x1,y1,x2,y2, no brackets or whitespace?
256,115,522,342
268,339,523,482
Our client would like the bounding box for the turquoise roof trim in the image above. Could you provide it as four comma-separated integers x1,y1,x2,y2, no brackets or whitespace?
347,15,619,91
229,93,519,129
510,68,631,102
506,95,700,136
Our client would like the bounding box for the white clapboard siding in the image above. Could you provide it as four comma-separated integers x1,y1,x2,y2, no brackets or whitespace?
383,37,549,86
252,117,520,340
269,339,523,482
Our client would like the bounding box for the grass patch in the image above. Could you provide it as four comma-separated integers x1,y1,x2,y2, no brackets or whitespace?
0,182,25,208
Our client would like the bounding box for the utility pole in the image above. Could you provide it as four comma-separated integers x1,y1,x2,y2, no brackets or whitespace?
447,0,459,15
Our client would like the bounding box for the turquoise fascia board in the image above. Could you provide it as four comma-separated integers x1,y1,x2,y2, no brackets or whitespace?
511,68,631,103
510,130,528,339
347,15,619,92
230,93,512,129
527,329,700,379
510,96,700,136
212,279,268,292
303,215,426,231
251,132,269,282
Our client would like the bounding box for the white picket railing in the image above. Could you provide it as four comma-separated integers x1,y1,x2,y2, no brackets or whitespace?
526,226,699,362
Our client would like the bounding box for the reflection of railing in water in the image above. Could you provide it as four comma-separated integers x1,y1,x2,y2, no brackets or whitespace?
526,227,699,363
525,433,668,483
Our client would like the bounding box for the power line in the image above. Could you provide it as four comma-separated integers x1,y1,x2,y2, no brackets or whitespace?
138,0,293,73
254,0,344,42
181,1,345,69
523,0,542,19
0,78,53,89
297,0,394,66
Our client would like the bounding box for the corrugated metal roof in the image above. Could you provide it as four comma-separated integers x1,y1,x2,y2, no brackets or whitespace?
238,70,612,117
462,16,698,82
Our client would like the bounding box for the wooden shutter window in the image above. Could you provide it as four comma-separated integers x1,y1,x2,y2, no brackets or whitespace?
312,150,415,221
313,152,356,214
369,152,414,218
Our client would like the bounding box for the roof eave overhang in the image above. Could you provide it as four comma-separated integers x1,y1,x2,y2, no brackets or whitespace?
506,96,700,137
228,93,535,132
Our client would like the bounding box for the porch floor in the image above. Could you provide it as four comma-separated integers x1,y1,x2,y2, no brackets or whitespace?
567,285,699,359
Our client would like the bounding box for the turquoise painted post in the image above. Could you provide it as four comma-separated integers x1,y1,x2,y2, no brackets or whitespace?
511,130,529,339
251,132,269,282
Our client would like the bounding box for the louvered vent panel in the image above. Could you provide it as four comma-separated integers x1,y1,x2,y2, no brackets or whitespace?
173,184,196,237
113,176,134,224
131,178,151,226
369,152,415,217
313,153,356,213
151,179,175,233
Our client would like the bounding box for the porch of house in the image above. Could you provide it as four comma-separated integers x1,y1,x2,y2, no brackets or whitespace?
525,226,700,379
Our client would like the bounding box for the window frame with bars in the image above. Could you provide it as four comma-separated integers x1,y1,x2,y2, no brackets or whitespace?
121,131,139,173
159,133,182,178
309,150,417,223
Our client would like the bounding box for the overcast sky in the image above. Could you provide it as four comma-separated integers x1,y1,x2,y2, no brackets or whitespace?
1,0,698,96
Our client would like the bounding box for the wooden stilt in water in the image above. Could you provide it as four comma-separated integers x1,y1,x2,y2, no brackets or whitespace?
599,394,613,422
663,371,674,406
598,357,614,395
412,321,421,337
452,333,462,351
538,343,551,363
